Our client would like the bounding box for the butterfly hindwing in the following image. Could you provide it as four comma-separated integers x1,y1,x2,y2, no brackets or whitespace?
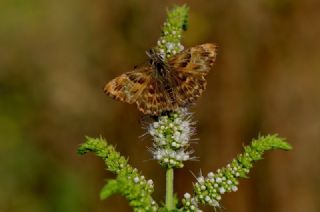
135,78,177,115
169,71,207,106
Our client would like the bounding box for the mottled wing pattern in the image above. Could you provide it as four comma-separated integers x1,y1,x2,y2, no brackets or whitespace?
168,43,217,106
104,66,152,104
104,66,176,115
135,78,177,115
169,71,207,106
105,43,216,115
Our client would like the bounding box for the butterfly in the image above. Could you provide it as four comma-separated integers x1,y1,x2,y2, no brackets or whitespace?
104,43,217,115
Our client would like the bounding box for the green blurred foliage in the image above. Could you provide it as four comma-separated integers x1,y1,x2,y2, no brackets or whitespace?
0,0,319,211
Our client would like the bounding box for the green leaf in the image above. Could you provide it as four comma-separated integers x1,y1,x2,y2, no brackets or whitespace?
100,180,119,200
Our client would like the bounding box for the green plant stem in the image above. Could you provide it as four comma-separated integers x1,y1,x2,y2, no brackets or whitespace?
166,168,174,210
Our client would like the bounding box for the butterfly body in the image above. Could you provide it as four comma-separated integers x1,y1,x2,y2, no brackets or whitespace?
104,43,217,115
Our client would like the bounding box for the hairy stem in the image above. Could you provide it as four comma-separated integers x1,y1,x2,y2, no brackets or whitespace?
166,168,174,210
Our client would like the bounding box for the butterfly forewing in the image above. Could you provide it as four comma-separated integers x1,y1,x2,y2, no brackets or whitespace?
167,43,217,106
168,43,216,76
104,66,152,104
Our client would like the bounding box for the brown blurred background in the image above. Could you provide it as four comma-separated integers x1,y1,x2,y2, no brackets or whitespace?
1,0,319,211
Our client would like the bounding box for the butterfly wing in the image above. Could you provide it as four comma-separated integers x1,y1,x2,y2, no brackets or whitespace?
169,43,216,76
135,77,177,115
104,66,152,104
168,43,217,106
104,65,176,115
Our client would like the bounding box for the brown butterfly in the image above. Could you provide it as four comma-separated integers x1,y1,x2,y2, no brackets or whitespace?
104,43,217,115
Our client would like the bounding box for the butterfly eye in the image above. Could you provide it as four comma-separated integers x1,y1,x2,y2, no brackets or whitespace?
155,62,162,69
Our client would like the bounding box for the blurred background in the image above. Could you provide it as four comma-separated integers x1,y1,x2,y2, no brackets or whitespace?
1,0,319,211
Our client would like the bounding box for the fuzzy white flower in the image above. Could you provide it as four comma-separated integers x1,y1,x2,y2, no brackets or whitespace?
134,177,140,183
147,110,195,168
184,193,191,199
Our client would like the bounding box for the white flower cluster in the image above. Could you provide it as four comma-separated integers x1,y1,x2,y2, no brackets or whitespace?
182,165,241,210
148,111,195,168
157,23,185,58
129,172,155,194
182,192,203,212
195,170,239,206
124,169,158,211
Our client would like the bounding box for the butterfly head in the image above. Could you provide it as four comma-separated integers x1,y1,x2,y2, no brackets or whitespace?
146,49,168,78
146,49,164,62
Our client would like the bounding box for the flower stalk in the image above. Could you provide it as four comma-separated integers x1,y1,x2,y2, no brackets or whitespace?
166,168,174,210
156,5,188,60
152,6,189,210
